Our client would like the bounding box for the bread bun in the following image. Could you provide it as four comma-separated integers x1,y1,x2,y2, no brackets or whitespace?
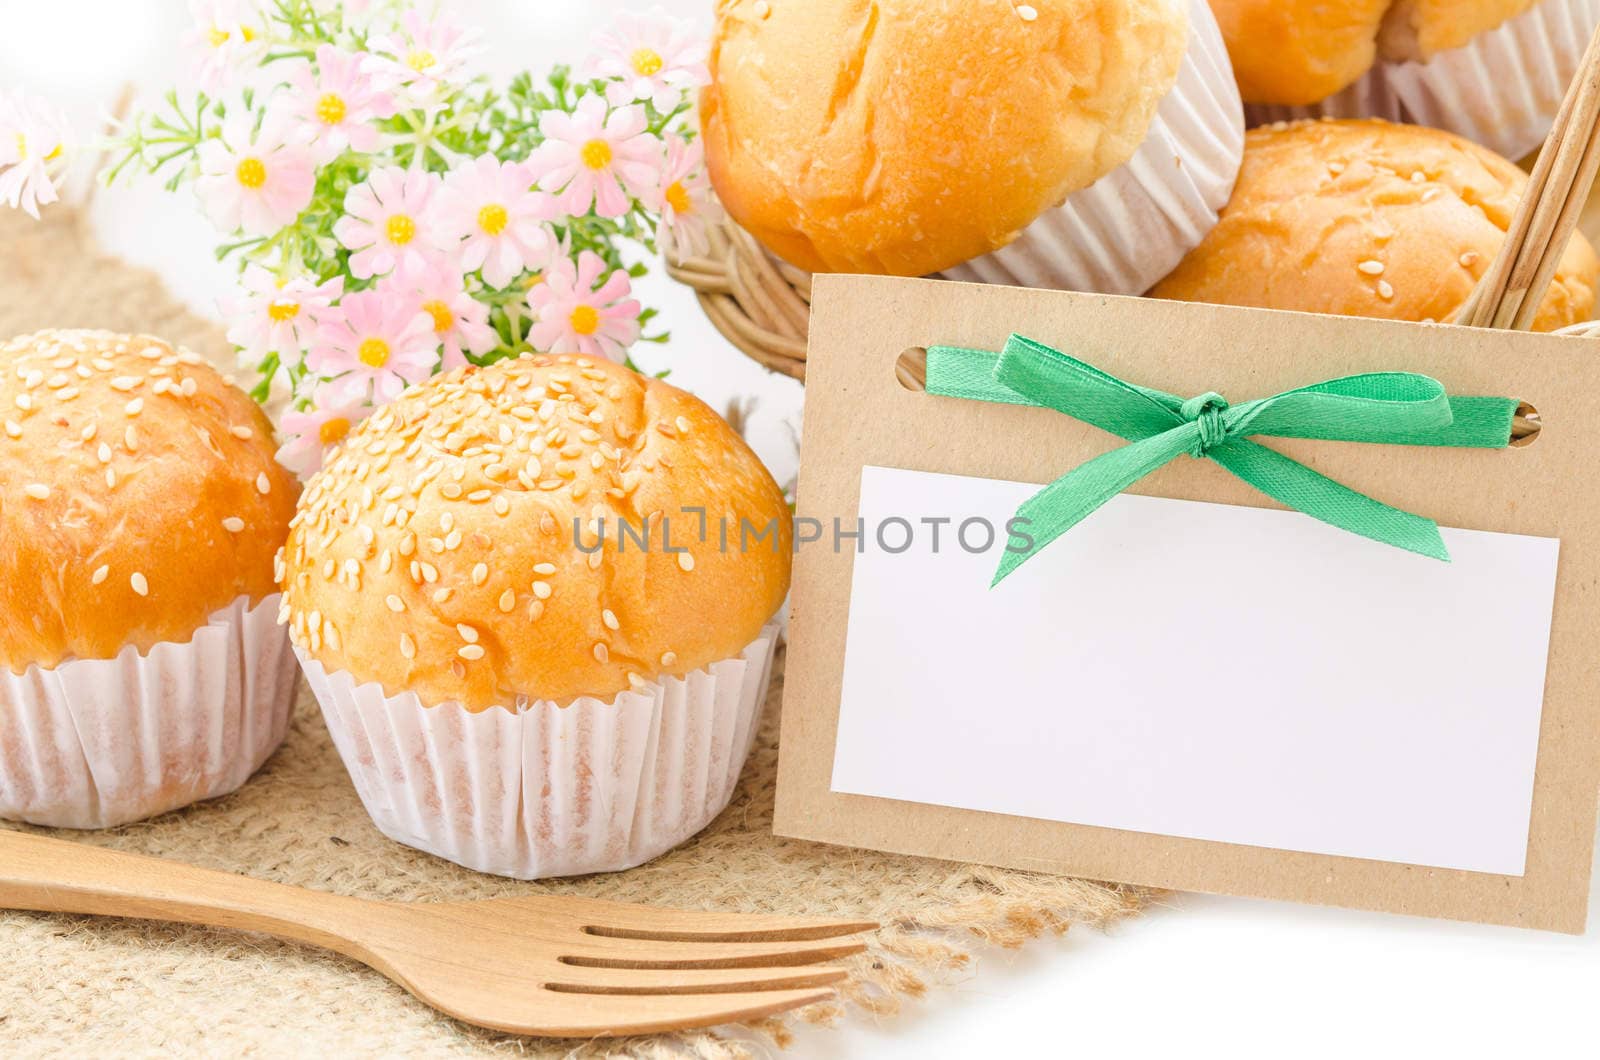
1149,119,1599,330
281,354,791,711
0,329,298,672
701,0,1189,275
1209,0,1538,104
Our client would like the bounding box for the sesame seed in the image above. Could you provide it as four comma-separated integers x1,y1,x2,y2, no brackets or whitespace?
498,589,516,613
675,416,691,433
3,420,20,438
97,443,111,463
471,563,489,585
457,623,479,643
91,565,109,585
109,376,140,392
229,425,253,440
23,483,50,500
602,609,619,630
533,562,556,575
677,552,695,572
1377,280,1395,300
593,642,609,663
256,472,271,494
1460,251,1480,268
1016,2,1037,18
105,468,117,489
222,517,245,533
125,398,144,416
386,594,406,613
532,580,552,599
400,633,416,659
433,587,453,604
15,393,32,411
660,651,677,667
459,644,486,661
130,572,149,596
1357,260,1384,276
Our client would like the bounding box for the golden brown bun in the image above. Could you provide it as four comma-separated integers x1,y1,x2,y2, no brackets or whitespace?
1210,0,1538,105
0,329,298,672
1149,119,1599,330
281,354,792,711
701,0,1189,275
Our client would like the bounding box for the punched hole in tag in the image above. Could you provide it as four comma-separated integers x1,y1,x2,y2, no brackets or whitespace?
1511,401,1541,447
895,347,928,391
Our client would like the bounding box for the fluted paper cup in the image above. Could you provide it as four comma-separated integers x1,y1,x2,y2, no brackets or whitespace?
941,0,1244,295
1246,0,1600,160
299,623,780,879
0,594,297,829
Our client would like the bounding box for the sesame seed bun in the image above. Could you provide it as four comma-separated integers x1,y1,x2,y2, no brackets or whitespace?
1209,0,1538,105
280,354,792,711
0,329,299,673
700,0,1189,275
1149,119,1600,330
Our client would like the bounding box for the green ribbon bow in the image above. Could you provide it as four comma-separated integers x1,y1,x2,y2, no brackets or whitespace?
925,336,1519,586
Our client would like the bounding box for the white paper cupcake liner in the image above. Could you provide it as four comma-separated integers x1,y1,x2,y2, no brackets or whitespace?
299,622,780,879
1245,0,1600,160
940,0,1244,295
0,594,297,829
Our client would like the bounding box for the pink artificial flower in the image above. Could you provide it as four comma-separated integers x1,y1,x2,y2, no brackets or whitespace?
195,112,317,236
656,135,722,260
0,90,72,219
284,45,394,161
380,253,498,370
332,165,445,278
183,0,268,93
276,382,370,476
527,250,641,362
434,156,554,289
363,8,481,106
589,7,709,112
308,287,439,402
528,96,662,219
223,265,343,368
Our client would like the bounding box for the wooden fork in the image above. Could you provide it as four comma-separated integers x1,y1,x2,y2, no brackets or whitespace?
0,829,875,1038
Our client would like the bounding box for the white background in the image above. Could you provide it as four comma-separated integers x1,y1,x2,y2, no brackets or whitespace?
3,2,1596,1056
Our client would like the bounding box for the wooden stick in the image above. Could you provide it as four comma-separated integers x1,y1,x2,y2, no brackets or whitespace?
1456,22,1600,331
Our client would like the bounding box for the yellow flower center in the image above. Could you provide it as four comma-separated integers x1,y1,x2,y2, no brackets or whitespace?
318,417,351,445
357,337,391,368
267,300,300,323
385,213,416,245
569,304,600,336
406,50,436,73
44,144,62,162
477,203,509,236
630,48,664,76
422,299,454,333
14,134,26,162
207,26,231,47
235,157,267,189
315,93,348,126
523,272,543,289
580,139,613,171
664,180,692,215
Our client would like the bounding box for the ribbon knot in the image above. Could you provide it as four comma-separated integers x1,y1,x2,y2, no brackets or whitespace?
922,335,1520,586
1181,391,1230,455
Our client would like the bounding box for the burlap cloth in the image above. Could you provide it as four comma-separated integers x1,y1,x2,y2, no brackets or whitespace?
0,205,1146,1057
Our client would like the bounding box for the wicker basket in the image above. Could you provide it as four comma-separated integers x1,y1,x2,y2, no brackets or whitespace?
673,25,1600,380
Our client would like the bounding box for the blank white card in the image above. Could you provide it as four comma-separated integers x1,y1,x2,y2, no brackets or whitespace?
830,466,1561,876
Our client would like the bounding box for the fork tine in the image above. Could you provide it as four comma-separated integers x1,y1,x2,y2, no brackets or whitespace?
527,987,839,1039
546,963,849,996
578,901,879,941
566,932,869,969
